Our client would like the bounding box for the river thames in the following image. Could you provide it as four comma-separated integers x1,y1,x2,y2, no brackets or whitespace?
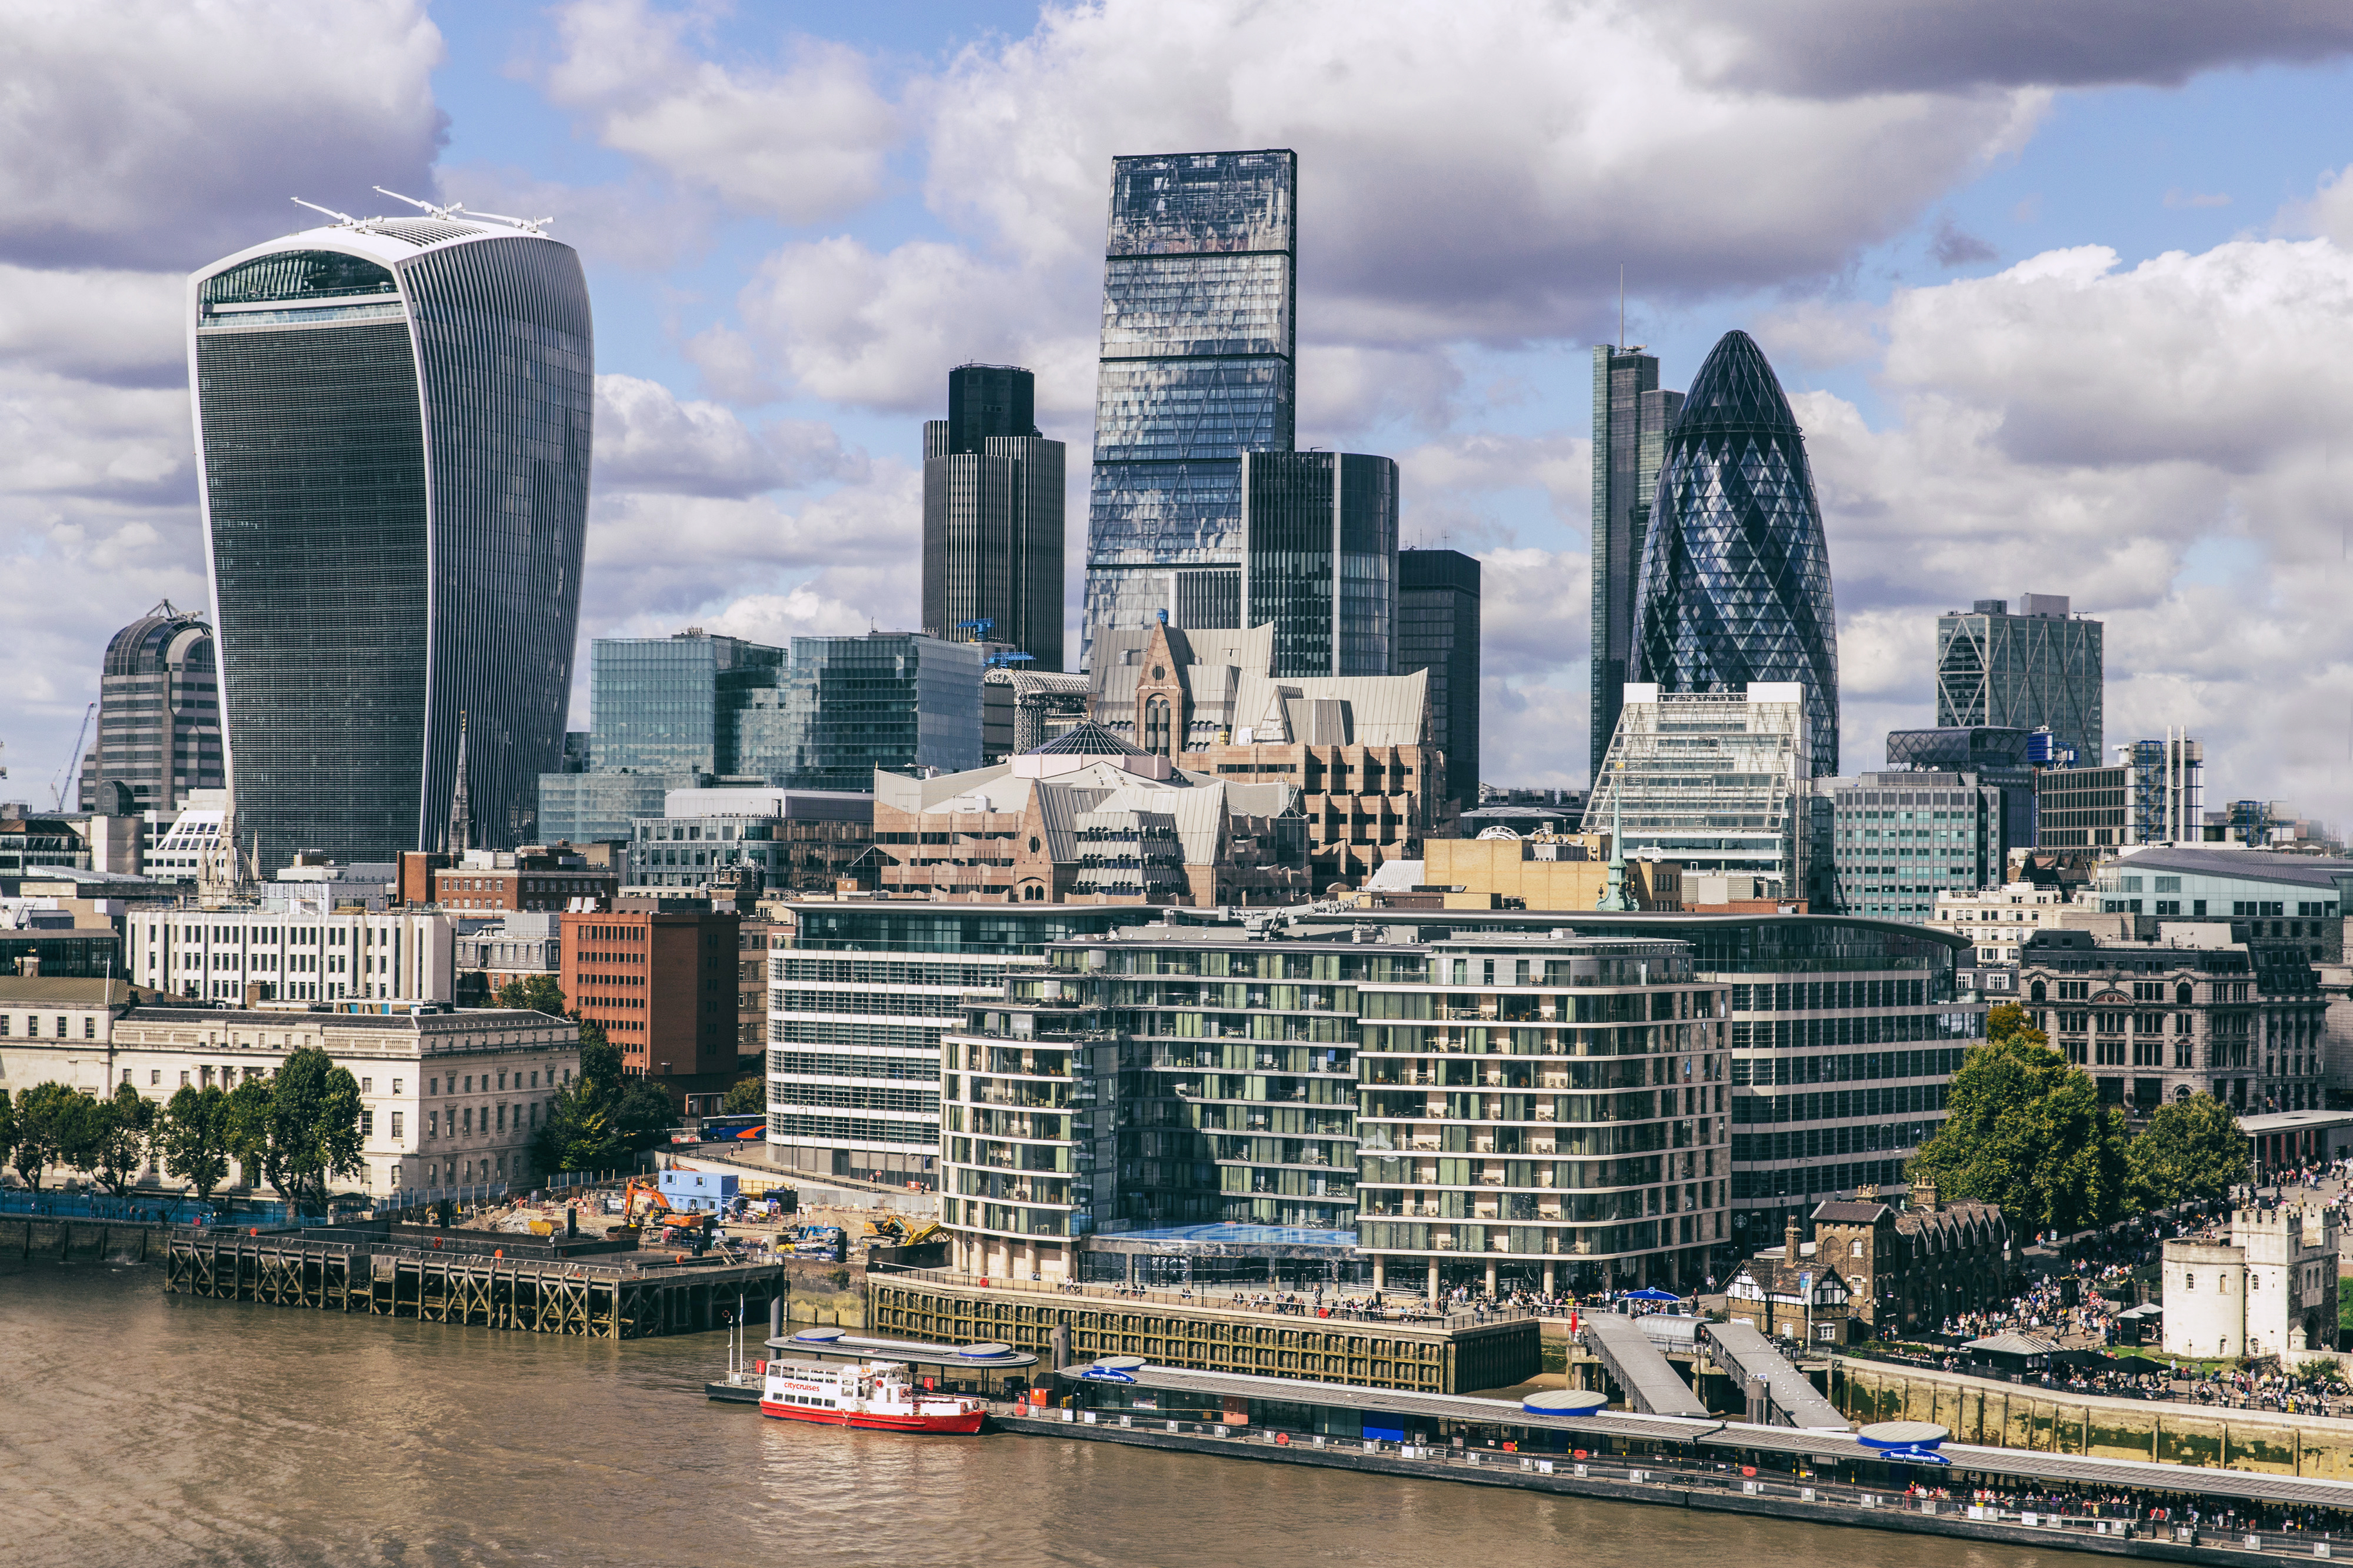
0,1260,2068,1567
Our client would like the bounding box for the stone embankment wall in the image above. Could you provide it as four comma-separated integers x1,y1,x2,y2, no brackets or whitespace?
1835,1358,2353,1479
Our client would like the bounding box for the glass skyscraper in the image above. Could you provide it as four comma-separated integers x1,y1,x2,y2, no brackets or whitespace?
80,601,224,815
1238,451,1397,678
1082,150,1297,660
1397,549,1481,810
1934,594,2102,769
1633,330,1839,778
189,210,592,867
921,365,1066,670
1589,348,1683,783
769,633,985,791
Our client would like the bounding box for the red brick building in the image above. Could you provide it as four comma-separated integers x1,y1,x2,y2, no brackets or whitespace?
559,902,739,1114
399,846,621,913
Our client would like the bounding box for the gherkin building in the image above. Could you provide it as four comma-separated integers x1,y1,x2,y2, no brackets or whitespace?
1632,329,1839,776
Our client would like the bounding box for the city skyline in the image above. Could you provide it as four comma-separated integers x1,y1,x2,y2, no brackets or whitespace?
8,6,2353,825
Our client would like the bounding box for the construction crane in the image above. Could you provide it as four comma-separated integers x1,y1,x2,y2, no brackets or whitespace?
51,701,95,810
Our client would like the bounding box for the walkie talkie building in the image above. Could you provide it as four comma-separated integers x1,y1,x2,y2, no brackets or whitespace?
1082,149,1297,662
188,205,593,869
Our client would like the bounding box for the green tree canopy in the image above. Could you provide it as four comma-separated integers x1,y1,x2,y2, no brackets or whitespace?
82,1083,159,1197
494,973,566,1015
532,1020,676,1176
1908,1003,2130,1236
721,1076,765,1115
6,1083,85,1192
2128,1093,2246,1209
217,1052,365,1213
159,1084,233,1202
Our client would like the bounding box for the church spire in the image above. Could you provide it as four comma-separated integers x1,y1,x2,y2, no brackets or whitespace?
446,710,475,853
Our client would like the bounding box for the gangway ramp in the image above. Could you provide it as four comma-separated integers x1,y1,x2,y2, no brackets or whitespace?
1579,1311,1709,1417
1704,1319,1851,1430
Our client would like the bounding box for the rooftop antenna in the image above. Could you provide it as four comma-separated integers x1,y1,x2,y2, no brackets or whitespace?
452,205,552,235
291,197,356,225
373,186,455,221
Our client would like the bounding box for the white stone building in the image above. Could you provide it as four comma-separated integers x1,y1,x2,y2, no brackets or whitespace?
0,980,575,1197
2161,1206,2339,1362
126,908,456,1005
1931,882,2073,965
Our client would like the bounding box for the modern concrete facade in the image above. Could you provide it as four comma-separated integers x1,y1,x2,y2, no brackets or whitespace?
1821,770,2008,923
126,907,456,1005
1584,683,1814,905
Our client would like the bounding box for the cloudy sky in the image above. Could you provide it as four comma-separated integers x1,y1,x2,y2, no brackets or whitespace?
7,0,2353,823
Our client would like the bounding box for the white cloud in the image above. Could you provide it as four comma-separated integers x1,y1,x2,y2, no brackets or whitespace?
0,0,444,271
593,373,863,498
536,0,899,223
436,164,718,275
1801,235,2353,818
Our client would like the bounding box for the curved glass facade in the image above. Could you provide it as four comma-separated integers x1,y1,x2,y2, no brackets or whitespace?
1634,330,1839,776
192,223,591,868
82,606,224,813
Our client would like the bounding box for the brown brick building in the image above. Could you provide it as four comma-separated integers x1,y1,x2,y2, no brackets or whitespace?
1809,1183,2014,1335
400,846,620,913
559,902,739,1114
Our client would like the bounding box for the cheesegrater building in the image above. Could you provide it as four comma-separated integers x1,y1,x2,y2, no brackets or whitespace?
1632,330,1839,778
188,202,593,868
1082,150,1297,659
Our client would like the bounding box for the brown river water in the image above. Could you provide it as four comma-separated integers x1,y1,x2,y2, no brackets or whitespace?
0,1259,2067,1567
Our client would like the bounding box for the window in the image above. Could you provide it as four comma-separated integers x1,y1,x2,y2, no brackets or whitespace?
391,1112,404,1139
392,1079,402,1095
179,1070,190,1087
150,1070,161,1086
362,1110,375,1138
361,1077,372,1093
83,1016,96,1039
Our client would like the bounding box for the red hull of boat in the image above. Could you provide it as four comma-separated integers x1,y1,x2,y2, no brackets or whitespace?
757,1399,984,1434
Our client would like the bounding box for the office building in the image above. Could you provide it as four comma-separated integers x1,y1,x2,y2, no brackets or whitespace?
1633,331,1839,778
982,668,1088,763
921,365,1065,670
587,630,785,775
1821,770,2008,922
189,206,592,866
1589,347,1685,783
126,907,457,1004
48,993,579,1197
1238,451,1398,679
2087,845,2348,973
768,633,985,792
1884,726,2038,855
1363,834,1682,913
1584,683,1814,904
628,787,872,896
561,903,739,1113
396,845,621,913
869,723,1307,905
1397,549,1481,812
79,602,224,816
1935,595,2103,768
764,900,1152,1186
2037,735,2203,849
1929,883,2077,966
453,912,561,1006
536,771,692,846
1082,149,1297,653
2021,926,2326,1117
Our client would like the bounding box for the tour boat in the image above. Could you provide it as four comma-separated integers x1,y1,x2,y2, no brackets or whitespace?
756,1357,986,1433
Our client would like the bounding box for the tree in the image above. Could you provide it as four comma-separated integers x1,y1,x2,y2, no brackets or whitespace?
82,1083,159,1197
159,1084,232,1202
217,1052,365,1214
532,1020,676,1175
721,1076,765,1115
2129,1093,2246,1209
494,973,566,1015
261,1048,367,1215
1908,1004,2130,1237
5,1083,84,1192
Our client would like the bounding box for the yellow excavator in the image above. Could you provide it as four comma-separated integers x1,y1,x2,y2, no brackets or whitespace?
862,1216,942,1247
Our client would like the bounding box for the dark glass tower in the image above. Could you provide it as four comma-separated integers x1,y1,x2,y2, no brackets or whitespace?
1633,329,1839,776
190,211,592,867
1082,150,1297,660
1589,346,1683,782
1397,549,1481,809
588,631,786,775
79,601,225,815
1238,451,1397,678
921,364,1065,670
